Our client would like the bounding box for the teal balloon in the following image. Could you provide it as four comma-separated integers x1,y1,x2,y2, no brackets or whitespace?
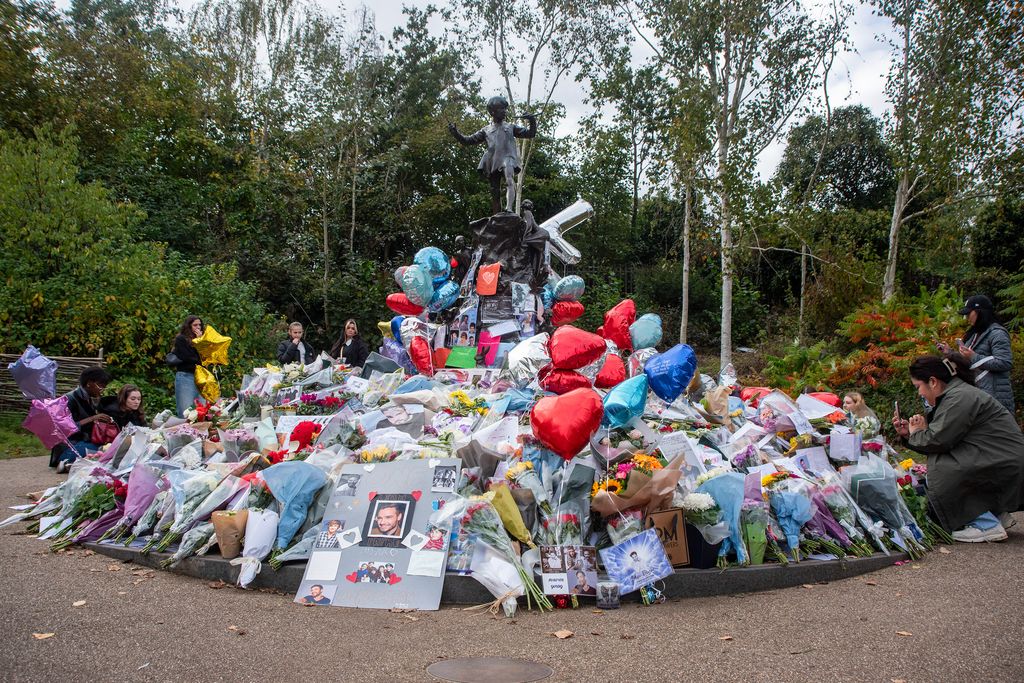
541,284,556,310
414,246,451,285
602,374,649,429
427,280,459,313
399,264,434,307
554,275,585,302
630,313,662,350
644,344,697,403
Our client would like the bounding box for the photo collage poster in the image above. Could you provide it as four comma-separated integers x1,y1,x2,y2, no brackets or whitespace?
446,300,478,349
539,545,599,596
294,458,462,611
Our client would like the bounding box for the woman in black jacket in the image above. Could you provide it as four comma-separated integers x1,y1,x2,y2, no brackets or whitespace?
171,315,204,417
330,319,369,368
101,384,148,429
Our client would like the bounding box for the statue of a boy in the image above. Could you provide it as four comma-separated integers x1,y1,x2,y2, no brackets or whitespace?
449,95,537,215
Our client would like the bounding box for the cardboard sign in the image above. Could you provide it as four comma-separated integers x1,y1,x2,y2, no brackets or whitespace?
644,508,690,567
294,458,461,611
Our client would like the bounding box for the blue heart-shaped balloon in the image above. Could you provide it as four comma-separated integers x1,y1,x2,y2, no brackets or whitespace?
390,316,404,344
553,275,585,302
602,374,649,429
414,246,451,285
427,280,459,313
644,343,697,403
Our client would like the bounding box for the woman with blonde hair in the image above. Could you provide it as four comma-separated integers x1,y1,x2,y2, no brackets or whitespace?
843,391,880,435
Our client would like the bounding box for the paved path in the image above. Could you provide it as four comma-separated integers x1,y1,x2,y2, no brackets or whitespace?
1,456,1022,683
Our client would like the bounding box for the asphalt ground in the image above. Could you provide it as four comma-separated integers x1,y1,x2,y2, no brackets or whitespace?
1,456,1022,683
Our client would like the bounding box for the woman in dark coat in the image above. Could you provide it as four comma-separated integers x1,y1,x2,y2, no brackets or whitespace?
939,294,1014,413
894,354,1024,542
100,384,147,429
329,319,369,368
171,315,204,417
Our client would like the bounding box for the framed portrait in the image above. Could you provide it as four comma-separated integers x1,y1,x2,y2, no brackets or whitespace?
361,494,416,548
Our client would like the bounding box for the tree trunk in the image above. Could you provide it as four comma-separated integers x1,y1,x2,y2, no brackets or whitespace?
322,188,330,333
719,201,733,371
798,243,807,343
349,136,358,253
882,171,910,302
680,181,692,344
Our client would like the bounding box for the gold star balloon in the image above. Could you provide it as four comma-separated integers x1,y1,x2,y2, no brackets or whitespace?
194,365,221,403
192,324,232,366
377,321,393,339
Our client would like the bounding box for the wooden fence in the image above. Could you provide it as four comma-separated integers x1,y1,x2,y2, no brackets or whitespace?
0,351,105,415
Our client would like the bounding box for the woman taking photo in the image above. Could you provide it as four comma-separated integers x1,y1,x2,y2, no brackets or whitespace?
330,319,369,368
938,295,1014,413
170,315,204,417
893,354,1024,542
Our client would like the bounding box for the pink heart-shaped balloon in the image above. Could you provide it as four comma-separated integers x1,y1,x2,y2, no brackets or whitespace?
530,388,603,460
548,325,606,370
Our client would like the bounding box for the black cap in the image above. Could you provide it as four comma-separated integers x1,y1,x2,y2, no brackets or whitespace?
959,295,993,315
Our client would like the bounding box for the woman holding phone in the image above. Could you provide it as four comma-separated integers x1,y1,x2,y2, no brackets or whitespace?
893,354,1024,542
938,295,1014,414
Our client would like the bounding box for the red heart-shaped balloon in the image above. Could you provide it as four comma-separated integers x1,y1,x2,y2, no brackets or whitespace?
548,325,606,370
602,299,636,352
368,491,377,501
539,366,591,394
551,300,585,326
409,336,434,375
411,490,422,501
530,387,603,460
386,292,424,316
595,353,626,388
388,574,402,585
346,572,358,583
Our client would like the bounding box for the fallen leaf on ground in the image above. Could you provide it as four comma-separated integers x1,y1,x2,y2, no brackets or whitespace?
208,581,227,589
719,635,734,641
801,584,814,589
789,648,813,655
911,564,921,569
938,547,951,554
896,631,913,637
389,607,416,613
72,600,86,607
227,625,239,632
32,633,55,640
891,679,907,683
550,630,574,639
864,580,877,586
82,550,94,557
591,632,602,636
89,569,102,573
591,609,604,614
117,591,127,596
106,564,122,572
620,635,636,640
403,615,419,622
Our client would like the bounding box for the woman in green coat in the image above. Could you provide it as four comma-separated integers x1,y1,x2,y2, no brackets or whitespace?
893,354,1024,542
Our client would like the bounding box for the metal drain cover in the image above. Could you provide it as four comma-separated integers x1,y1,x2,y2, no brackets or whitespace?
426,657,554,683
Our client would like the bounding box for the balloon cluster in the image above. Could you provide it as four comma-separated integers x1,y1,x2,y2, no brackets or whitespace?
387,246,460,316
541,274,586,327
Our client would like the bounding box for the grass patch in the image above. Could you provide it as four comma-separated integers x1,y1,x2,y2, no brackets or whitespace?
0,413,49,460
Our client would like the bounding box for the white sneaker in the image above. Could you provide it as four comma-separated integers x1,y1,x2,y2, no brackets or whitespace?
952,523,1008,543
998,513,1017,529
56,461,70,474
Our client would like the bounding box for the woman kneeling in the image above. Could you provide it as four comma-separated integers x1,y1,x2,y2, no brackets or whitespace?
893,354,1024,542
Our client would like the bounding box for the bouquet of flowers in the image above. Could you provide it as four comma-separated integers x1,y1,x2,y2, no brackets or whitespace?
144,470,221,553
763,472,815,561
98,462,166,543
50,478,126,550
261,461,328,558
446,390,489,418
696,470,749,566
681,492,720,526
230,508,279,588
842,455,928,559
591,475,623,499
540,513,582,546
123,489,169,546
431,497,552,616
161,522,215,569
794,478,851,559
217,427,260,461
457,467,483,497
606,509,643,545
506,461,552,515
357,444,398,463
819,481,879,556
741,500,768,565
154,474,244,553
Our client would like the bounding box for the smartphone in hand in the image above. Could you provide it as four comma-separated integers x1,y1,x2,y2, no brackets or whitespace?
894,401,901,421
